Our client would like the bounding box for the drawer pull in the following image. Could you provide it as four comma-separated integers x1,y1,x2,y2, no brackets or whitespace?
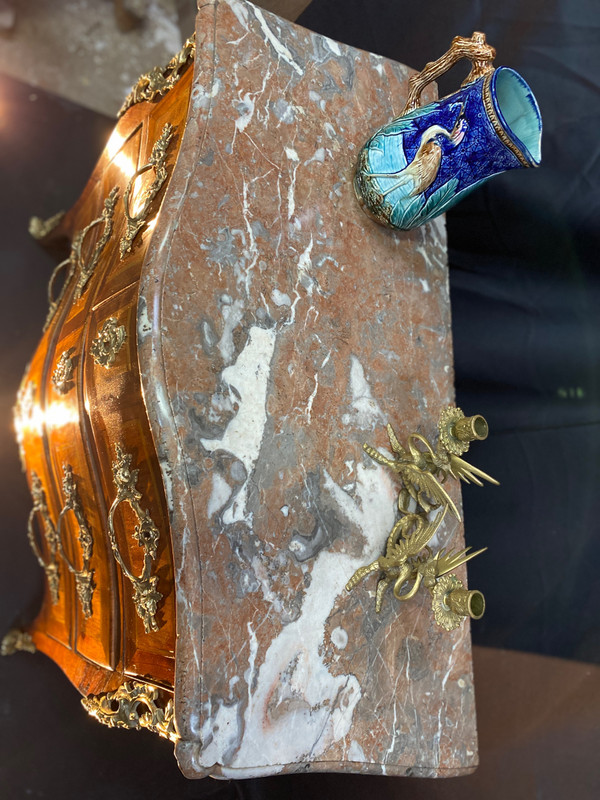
56,465,95,618
73,186,120,300
26,472,61,604
107,445,163,633
119,123,175,258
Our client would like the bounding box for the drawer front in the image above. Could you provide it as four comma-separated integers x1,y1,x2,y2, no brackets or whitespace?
19,64,193,696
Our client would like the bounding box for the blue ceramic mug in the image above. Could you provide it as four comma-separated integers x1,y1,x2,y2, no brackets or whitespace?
354,33,542,230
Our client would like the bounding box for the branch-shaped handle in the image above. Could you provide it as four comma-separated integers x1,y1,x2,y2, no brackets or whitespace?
401,31,496,115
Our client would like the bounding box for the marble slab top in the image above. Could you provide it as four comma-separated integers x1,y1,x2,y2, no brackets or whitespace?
138,0,477,779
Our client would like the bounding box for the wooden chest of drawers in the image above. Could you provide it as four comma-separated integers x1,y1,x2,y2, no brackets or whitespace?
9,0,484,780
14,48,195,700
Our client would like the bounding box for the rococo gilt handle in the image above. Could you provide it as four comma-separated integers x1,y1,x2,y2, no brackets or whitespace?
42,186,120,331
119,123,176,258
55,465,95,618
73,186,119,300
107,444,163,634
26,472,60,604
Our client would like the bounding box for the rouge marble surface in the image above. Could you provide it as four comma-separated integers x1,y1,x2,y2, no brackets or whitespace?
138,0,478,779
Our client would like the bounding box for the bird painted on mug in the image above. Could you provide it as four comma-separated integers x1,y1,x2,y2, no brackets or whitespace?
365,104,468,199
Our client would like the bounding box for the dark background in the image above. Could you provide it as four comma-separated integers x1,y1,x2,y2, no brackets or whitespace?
1,0,599,797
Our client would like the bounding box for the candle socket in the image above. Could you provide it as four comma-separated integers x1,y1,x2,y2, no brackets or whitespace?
446,587,486,620
452,414,489,443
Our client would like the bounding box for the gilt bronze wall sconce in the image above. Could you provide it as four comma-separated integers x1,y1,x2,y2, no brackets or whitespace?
348,407,497,631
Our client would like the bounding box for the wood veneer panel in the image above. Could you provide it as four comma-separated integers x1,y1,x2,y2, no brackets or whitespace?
41,178,117,670
84,286,176,685
20,55,194,695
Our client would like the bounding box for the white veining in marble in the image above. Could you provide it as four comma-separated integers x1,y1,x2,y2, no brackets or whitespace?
348,739,367,763
201,325,277,525
271,288,291,306
252,6,304,77
200,460,396,773
207,473,233,517
217,296,245,364
199,697,243,765
191,76,222,112
341,355,386,430
323,36,342,57
331,626,348,650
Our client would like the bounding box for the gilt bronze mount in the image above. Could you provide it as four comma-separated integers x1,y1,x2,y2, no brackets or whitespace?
73,186,119,300
51,348,76,394
119,123,176,258
26,472,61,604
107,444,163,633
55,465,95,618
347,406,497,631
90,317,127,368
1,629,36,656
118,34,196,117
82,681,177,742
